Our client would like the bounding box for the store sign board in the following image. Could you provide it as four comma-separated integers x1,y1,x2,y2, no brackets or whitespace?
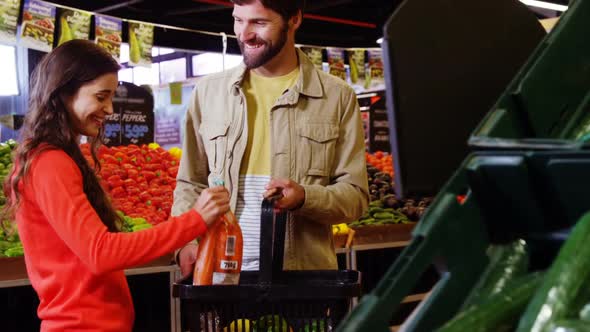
19,0,55,52
348,48,366,91
95,15,122,61
327,47,346,81
57,8,91,46
104,82,154,146
300,46,323,70
367,49,385,90
128,21,153,67
154,111,181,146
0,0,21,45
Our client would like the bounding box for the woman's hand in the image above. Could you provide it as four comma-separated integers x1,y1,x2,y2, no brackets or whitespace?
193,186,230,226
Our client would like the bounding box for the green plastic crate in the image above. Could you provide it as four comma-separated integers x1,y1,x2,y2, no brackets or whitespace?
337,149,590,331
470,0,590,149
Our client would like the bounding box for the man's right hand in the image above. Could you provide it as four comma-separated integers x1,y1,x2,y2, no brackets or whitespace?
178,243,198,278
194,186,230,226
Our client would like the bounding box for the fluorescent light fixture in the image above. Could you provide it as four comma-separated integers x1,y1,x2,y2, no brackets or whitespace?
376,37,383,44
520,0,568,12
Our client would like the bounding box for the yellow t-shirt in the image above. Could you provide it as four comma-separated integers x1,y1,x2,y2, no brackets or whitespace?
240,68,300,175
237,68,299,270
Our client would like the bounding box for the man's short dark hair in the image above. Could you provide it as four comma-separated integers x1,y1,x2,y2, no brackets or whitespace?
231,0,306,22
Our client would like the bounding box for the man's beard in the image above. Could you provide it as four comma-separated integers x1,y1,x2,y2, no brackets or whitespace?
238,23,288,69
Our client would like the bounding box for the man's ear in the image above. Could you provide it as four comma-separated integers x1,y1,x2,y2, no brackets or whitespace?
289,10,303,31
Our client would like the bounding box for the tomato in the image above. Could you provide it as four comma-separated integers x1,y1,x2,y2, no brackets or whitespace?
140,171,156,182
114,152,128,164
121,163,135,170
126,186,141,195
148,187,163,197
101,154,118,165
127,195,141,204
123,178,137,187
143,163,161,171
111,186,126,198
107,178,124,189
168,166,179,178
113,169,127,180
160,201,172,213
139,191,152,202
138,181,149,191
150,196,164,207
127,168,139,180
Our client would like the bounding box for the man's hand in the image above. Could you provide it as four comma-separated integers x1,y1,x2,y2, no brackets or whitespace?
263,178,305,210
178,243,198,279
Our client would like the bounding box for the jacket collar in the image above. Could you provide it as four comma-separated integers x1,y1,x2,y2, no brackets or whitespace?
228,48,324,99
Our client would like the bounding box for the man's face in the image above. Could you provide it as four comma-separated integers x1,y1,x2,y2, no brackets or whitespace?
233,1,289,69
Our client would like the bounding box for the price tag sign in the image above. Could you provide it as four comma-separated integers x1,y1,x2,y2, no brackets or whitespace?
105,82,154,146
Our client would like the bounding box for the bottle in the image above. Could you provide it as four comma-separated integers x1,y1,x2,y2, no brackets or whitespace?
193,179,243,285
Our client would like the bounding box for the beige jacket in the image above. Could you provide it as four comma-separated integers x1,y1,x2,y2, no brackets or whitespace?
172,50,369,270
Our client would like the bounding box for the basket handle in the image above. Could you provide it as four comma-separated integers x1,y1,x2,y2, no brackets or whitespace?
259,194,288,284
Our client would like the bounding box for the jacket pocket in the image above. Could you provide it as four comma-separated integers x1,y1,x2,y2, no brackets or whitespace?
297,124,339,177
199,123,230,174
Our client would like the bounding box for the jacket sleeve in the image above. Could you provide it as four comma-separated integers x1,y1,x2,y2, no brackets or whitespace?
30,150,208,275
172,86,210,217
297,86,370,225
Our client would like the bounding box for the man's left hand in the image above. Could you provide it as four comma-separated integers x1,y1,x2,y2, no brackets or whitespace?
263,178,305,210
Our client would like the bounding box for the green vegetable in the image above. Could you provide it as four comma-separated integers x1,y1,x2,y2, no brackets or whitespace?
373,212,394,220
369,200,383,208
517,212,590,332
302,319,326,332
580,304,590,322
546,320,590,332
254,315,289,332
4,245,24,257
131,224,152,232
462,239,529,308
437,272,543,332
6,139,17,149
368,207,384,214
0,143,10,156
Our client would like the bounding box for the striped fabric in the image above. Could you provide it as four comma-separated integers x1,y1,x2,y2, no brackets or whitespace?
236,174,271,271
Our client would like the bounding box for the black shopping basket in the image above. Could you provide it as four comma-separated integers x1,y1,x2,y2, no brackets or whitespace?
173,197,361,332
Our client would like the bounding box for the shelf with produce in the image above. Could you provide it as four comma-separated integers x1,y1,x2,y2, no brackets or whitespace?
0,141,183,286
332,151,433,249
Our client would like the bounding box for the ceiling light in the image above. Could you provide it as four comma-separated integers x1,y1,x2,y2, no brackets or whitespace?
376,38,383,44
519,0,568,12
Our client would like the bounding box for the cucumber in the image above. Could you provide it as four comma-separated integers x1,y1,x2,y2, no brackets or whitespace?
580,304,590,322
517,212,590,332
436,272,543,332
567,280,590,320
462,239,529,308
547,320,590,332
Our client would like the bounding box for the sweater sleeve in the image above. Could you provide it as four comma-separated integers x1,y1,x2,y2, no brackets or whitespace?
29,150,208,275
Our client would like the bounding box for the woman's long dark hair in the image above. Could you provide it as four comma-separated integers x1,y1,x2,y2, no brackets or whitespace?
4,39,122,232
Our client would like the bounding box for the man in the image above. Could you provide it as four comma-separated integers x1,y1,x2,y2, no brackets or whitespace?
172,0,368,275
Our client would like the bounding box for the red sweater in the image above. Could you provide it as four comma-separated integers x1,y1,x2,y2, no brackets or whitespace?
15,149,207,332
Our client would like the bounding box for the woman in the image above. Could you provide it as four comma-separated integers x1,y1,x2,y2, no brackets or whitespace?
3,39,228,331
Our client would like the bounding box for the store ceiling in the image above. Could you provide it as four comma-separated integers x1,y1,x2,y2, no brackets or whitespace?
47,0,565,52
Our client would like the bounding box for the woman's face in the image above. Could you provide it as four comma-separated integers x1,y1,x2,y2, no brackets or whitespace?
64,72,118,137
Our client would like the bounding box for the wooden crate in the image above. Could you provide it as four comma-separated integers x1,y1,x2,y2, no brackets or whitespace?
0,253,175,282
0,257,27,281
351,223,416,245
